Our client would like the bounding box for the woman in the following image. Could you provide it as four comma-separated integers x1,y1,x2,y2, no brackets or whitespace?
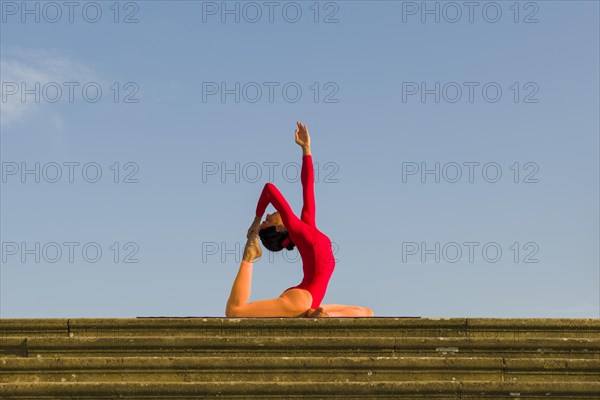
225,121,374,318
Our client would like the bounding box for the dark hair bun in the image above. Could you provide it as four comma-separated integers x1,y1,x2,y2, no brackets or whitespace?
258,226,295,252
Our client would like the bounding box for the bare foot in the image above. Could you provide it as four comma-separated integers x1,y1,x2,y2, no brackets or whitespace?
303,307,331,318
243,232,262,262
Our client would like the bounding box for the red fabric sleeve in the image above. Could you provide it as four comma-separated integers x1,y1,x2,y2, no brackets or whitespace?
255,182,302,232
300,154,316,226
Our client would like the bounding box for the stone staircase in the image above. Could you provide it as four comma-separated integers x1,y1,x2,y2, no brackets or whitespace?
1,317,598,399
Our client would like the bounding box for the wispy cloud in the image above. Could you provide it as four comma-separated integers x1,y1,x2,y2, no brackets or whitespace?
0,48,97,129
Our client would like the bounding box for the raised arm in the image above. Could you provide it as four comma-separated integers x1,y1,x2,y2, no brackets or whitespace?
295,121,316,226
300,153,315,226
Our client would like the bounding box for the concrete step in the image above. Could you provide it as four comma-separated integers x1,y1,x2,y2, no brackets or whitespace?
1,381,599,399
1,318,598,399
2,356,598,383
2,336,598,358
2,318,599,338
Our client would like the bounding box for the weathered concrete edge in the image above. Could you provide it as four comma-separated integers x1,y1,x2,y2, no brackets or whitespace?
2,355,599,371
0,381,598,396
3,336,598,352
2,318,599,335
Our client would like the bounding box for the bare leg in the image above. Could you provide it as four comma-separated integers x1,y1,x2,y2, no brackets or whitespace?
225,233,313,317
320,304,374,317
225,259,254,314
225,260,312,317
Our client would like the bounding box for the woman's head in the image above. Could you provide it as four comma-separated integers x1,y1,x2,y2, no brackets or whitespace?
258,212,295,251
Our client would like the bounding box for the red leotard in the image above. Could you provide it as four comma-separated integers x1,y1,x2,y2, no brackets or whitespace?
255,155,335,309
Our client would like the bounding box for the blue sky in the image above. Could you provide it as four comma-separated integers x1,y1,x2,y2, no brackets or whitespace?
1,0,598,318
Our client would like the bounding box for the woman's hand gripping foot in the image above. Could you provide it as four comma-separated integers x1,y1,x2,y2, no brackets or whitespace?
243,231,262,262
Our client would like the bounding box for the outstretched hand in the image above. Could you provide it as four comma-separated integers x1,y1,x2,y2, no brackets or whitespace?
294,121,310,149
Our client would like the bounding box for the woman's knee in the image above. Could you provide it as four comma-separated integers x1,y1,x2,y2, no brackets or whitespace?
225,305,239,318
